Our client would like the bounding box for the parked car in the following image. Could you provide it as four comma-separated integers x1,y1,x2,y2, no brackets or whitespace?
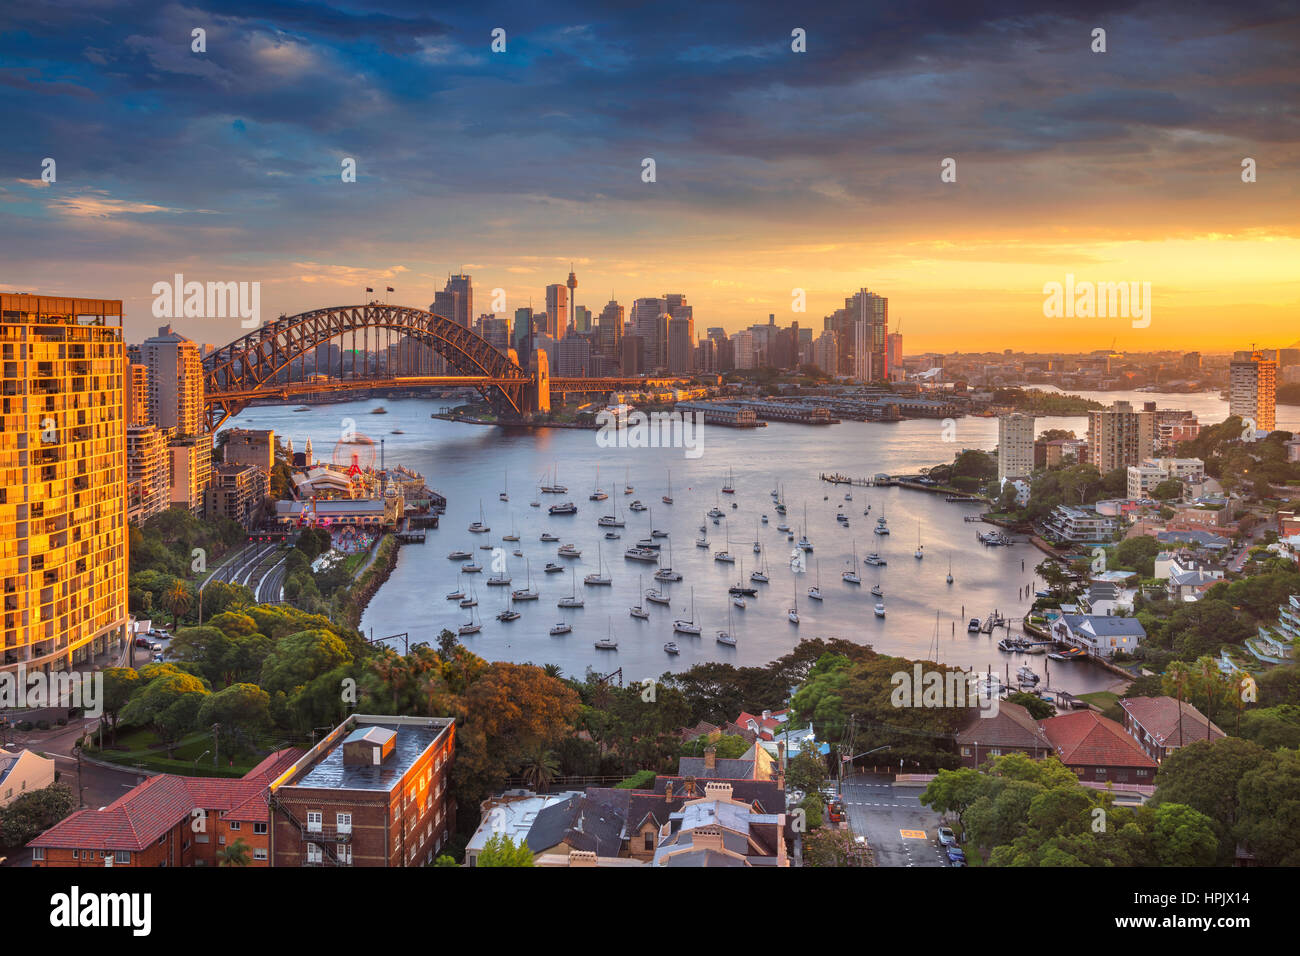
937,826,957,847
151,652,164,663
946,845,967,866
134,636,151,648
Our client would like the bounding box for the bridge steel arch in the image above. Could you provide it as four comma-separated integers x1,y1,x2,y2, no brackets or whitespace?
201,303,532,431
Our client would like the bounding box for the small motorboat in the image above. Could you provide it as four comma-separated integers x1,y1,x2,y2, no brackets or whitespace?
733,595,747,608
605,531,621,540
807,586,822,601
462,563,482,573
543,562,564,574
558,544,582,557
549,623,572,636
870,584,882,597
448,550,472,561
874,603,886,618
663,641,680,655
540,532,560,542
967,618,981,632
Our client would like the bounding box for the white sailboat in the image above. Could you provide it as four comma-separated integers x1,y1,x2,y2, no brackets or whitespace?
458,602,481,635
673,587,701,635
915,520,924,560
788,583,800,625
842,540,861,585
624,465,633,495
468,500,490,534
584,540,612,586
808,560,823,601
594,617,618,650
589,465,607,501
655,537,682,582
558,568,584,608
946,554,954,585
511,558,538,601
717,603,737,646
499,469,508,502
662,468,674,505
750,545,769,583
630,574,649,619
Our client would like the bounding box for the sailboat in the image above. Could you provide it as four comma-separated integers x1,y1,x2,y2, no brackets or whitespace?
499,469,509,502
630,574,649,619
714,527,735,564
729,555,757,596
673,587,701,635
558,568,584,608
468,500,490,534
446,569,466,601
594,618,618,650
655,538,682,582
511,558,538,601
946,554,954,585
750,546,770,583
842,540,861,584
788,583,800,625
797,504,812,552
696,514,709,549
875,504,889,535
624,466,633,495
459,587,477,608
808,560,823,601
502,514,519,542
541,463,567,494
458,602,481,635
753,520,762,553
914,520,924,560
549,621,571,635
717,603,737,646
584,541,612,585
722,466,735,495
496,590,520,621
589,465,608,501
662,468,674,505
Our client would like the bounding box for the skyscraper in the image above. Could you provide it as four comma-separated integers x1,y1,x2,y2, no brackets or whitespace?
142,325,211,513
444,274,472,328
545,284,569,340
1087,401,1155,472
0,295,128,674
998,413,1036,481
630,297,666,372
597,299,624,364
1229,350,1277,433
667,314,695,373
566,267,577,334
847,288,888,381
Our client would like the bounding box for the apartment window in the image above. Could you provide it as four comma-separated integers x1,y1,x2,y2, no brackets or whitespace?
307,811,322,833
253,822,268,835
228,821,240,831
115,851,130,863
336,812,352,834
253,848,268,861
32,848,44,861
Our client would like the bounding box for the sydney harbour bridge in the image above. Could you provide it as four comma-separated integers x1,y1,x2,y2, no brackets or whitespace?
200,302,680,431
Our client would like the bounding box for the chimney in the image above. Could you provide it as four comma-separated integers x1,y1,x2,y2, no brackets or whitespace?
568,850,598,868
777,741,786,768
704,746,716,771
704,781,733,802
665,780,673,802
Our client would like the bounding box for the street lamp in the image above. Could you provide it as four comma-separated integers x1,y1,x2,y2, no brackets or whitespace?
194,750,210,770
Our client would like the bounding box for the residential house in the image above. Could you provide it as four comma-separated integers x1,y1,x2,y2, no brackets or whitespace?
651,782,789,867
1038,710,1158,785
1050,613,1146,659
0,748,55,807
953,702,1053,768
1118,697,1226,763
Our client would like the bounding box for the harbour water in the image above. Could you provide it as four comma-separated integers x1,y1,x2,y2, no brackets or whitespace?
229,388,1291,692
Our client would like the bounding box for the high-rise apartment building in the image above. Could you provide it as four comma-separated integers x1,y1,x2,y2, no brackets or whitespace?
127,363,150,426
1229,350,1277,433
813,330,839,376
0,295,128,674
126,425,169,523
630,298,666,371
998,413,1036,481
142,326,204,436
1087,401,1155,472
848,289,888,382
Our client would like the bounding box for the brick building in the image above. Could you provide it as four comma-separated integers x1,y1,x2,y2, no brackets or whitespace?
267,714,456,867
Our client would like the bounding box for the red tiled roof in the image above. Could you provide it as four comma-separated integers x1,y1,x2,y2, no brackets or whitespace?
1118,697,1225,748
1038,711,1156,769
29,749,304,851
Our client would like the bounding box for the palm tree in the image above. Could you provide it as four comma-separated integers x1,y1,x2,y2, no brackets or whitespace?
519,746,560,793
164,579,193,626
217,837,252,867
542,663,563,680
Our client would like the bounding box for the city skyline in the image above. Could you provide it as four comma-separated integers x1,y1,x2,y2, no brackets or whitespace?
2,2,1297,352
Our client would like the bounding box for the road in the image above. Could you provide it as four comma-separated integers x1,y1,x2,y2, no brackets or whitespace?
840,772,949,867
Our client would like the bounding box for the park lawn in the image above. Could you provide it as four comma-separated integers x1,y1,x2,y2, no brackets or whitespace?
87,727,257,778
1077,691,1123,723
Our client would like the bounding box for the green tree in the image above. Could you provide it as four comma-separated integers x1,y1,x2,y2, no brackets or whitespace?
1151,803,1218,866
476,833,534,867
0,783,77,847
217,837,253,867
519,745,560,793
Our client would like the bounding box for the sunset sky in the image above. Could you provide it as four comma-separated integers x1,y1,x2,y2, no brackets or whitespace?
2,1,1297,353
